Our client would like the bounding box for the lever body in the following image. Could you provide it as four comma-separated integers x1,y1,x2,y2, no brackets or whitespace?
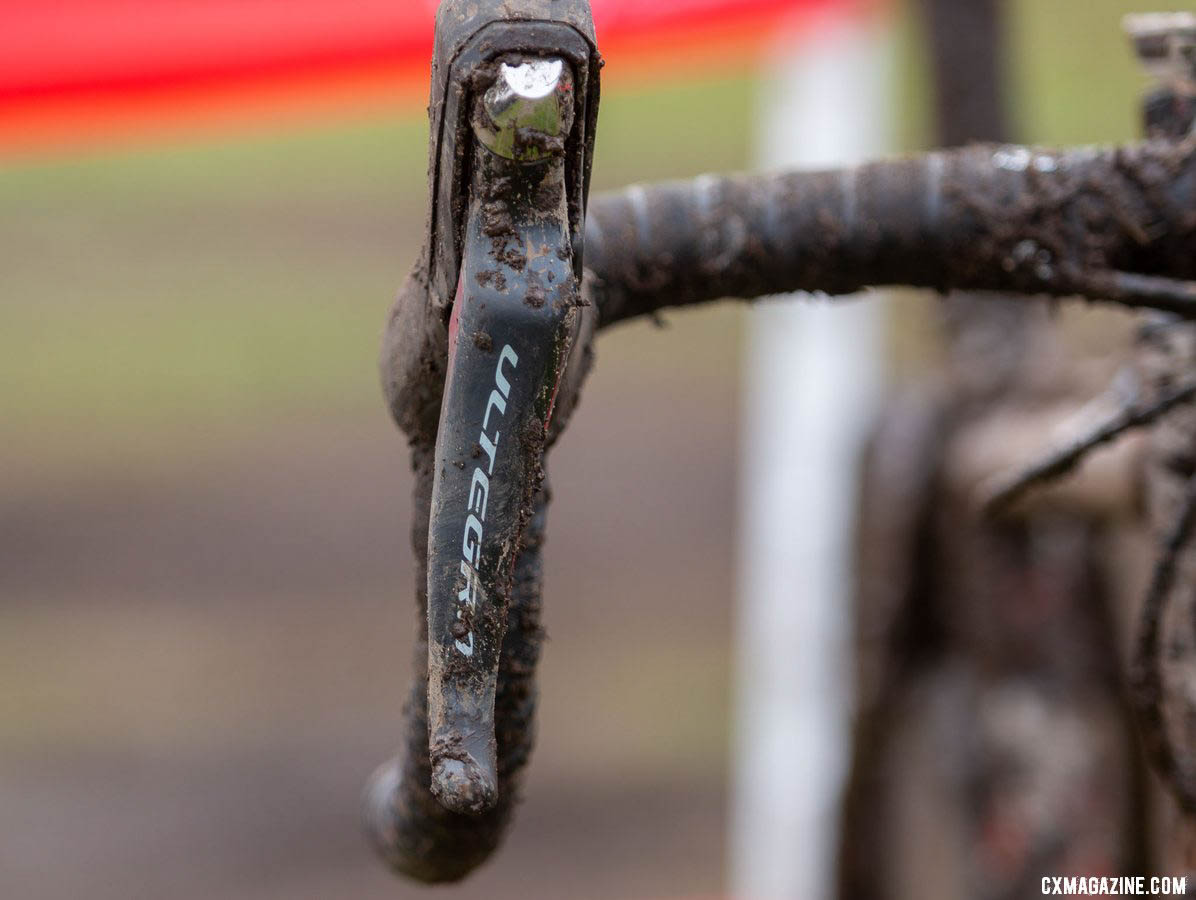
367,0,600,882
427,124,580,813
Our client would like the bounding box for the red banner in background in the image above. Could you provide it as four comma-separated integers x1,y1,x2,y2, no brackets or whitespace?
0,0,869,156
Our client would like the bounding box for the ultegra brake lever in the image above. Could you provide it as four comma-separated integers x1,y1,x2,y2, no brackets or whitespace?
428,55,580,813
366,0,599,883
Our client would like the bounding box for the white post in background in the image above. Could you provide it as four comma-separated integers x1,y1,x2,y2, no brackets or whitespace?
729,9,895,900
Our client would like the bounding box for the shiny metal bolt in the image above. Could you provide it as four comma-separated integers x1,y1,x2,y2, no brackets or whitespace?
474,58,574,163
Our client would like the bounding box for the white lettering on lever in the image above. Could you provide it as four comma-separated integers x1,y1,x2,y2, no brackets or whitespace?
454,344,518,656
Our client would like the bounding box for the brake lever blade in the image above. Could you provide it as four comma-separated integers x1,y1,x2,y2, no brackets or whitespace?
368,1,599,878
426,59,581,814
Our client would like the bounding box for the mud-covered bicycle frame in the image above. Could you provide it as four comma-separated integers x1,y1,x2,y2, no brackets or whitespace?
365,0,1196,884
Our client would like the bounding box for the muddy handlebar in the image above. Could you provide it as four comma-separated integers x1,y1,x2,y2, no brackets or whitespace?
586,139,1196,328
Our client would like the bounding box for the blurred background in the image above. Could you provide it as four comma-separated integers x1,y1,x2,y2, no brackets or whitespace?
0,1,1174,898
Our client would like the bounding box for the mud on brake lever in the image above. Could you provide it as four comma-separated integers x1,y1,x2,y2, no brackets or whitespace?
427,52,588,813
366,0,600,883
